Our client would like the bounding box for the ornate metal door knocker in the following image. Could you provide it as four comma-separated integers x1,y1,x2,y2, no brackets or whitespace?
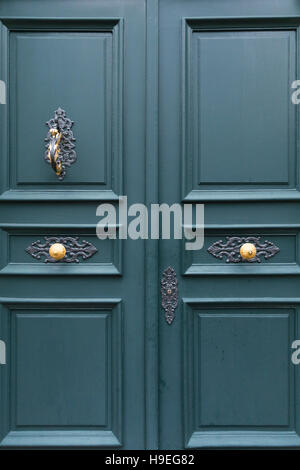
44,108,77,180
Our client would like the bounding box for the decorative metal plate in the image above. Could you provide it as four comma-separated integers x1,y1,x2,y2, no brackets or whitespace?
26,237,98,263
44,107,76,180
207,236,280,263
161,267,178,325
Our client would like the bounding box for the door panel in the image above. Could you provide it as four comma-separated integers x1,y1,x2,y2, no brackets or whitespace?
183,304,295,447
1,302,122,447
183,228,298,276
0,0,147,449
0,227,121,276
183,19,297,199
159,0,300,449
4,19,122,197
185,26,295,192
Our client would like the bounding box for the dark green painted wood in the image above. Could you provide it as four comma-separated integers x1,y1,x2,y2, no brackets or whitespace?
159,0,300,450
0,0,151,450
2,0,300,450
145,0,159,450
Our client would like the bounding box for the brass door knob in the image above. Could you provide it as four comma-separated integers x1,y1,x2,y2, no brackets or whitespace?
49,243,66,260
240,242,256,260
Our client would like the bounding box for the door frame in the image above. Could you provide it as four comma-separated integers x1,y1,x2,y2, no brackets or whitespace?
145,0,159,450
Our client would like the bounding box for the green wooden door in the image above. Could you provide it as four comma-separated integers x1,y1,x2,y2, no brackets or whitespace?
159,0,300,449
1,0,300,451
0,0,148,449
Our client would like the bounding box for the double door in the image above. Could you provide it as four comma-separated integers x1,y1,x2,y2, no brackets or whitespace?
0,0,300,449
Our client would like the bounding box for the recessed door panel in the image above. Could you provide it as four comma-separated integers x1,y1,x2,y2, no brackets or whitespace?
0,302,122,447
0,18,124,199
191,31,294,187
183,305,296,447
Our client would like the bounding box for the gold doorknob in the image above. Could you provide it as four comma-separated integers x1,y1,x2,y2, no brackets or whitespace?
49,243,66,260
240,242,256,260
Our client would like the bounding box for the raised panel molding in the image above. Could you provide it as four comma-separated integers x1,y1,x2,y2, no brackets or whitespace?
0,18,123,201
0,225,122,276
182,18,299,201
183,227,300,276
0,299,122,447
183,300,300,448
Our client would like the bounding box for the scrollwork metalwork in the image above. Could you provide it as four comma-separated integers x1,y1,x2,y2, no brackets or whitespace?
45,108,76,180
161,267,178,325
207,236,280,263
26,237,98,263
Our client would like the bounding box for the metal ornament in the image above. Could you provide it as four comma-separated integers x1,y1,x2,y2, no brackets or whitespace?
207,236,280,263
26,237,98,263
45,108,76,180
161,267,178,325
